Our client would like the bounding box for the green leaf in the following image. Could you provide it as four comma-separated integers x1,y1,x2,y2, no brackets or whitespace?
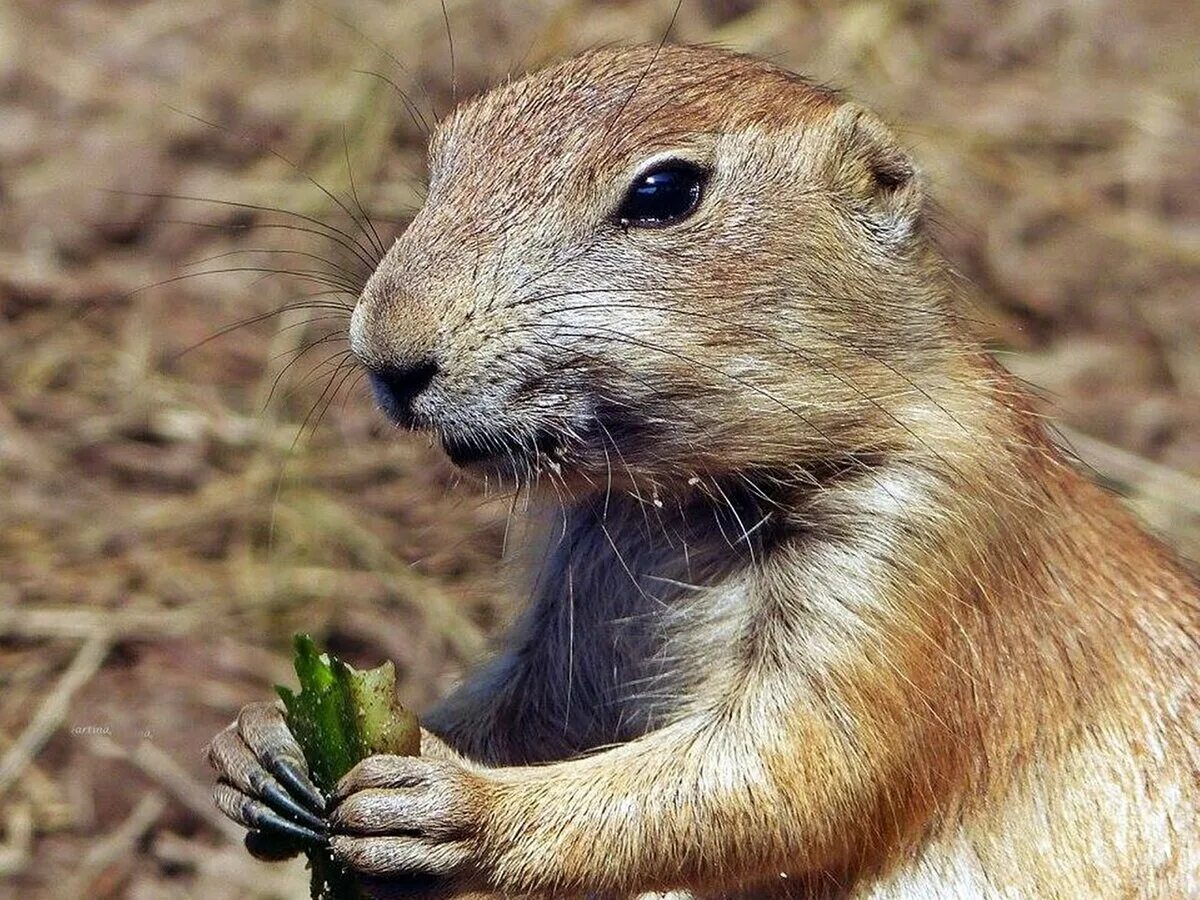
275,634,420,900
345,659,421,758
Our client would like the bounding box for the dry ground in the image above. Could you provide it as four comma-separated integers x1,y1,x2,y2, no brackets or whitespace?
1,0,1198,897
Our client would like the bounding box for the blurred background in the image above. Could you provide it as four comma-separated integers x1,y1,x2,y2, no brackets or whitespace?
0,0,1197,896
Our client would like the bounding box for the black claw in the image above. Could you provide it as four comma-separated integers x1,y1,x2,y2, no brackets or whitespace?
245,798,328,847
271,755,326,814
258,778,327,832
244,829,304,862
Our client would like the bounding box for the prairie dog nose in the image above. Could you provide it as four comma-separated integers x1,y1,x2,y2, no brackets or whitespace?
349,272,439,371
367,359,439,425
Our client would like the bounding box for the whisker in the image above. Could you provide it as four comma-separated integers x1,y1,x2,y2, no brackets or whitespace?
90,216,393,271
440,0,457,107
310,361,362,436
302,0,438,130
524,321,909,505
262,321,352,367
173,296,351,360
342,126,389,262
533,297,964,471
600,0,684,141
164,105,386,261
351,69,434,142
268,345,353,411
341,369,370,412
291,356,359,449
179,246,366,286
129,265,361,297
268,329,349,365
106,190,381,272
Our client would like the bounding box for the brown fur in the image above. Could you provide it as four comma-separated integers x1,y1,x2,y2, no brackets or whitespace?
212,45,1200,897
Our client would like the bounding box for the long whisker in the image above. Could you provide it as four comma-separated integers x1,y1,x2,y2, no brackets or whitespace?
267,315,354,346
267,344,353,410
601,0,684,140
534,298,963,471
165,105,386,261
90,217,390,272
341,369,370,412
523,321,907,504
302,0,438,130
291,355,358,449
105,190,381,272
342,126,389,261
268,329,349,365
173,295,351,360
511,283,997,330
310,360,363,436
440,0,457,107
179,246,366,286
131,265,362,297
515,287,978,445
351,69,434,141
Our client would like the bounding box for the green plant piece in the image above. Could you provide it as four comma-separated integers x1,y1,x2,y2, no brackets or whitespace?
277,634,420,900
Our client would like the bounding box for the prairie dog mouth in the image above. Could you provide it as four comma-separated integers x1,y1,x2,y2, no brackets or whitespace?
440,428,564,470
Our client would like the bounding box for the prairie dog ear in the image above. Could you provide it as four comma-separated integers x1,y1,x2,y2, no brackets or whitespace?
826,102,923,239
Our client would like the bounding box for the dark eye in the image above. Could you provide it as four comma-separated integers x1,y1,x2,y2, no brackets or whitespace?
615,160,707,228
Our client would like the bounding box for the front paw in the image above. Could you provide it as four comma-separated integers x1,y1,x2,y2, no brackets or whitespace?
207,700,328,857
329,755,493,896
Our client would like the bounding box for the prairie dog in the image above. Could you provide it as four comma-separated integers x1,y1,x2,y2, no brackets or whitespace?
208,45,1200,898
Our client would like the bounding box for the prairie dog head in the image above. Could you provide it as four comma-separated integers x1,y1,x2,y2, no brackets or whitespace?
351,45,960,495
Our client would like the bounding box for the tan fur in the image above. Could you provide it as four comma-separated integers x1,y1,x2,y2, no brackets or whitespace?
216,45,1200,898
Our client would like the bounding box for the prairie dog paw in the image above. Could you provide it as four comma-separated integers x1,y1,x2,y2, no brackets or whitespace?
330,755,493,892
207,700,327,856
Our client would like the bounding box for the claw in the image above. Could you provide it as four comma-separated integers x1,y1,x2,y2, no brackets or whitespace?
257,775,327,832
215,782,327,847
271,754,327,814
246,798,327,846
244,829,304,862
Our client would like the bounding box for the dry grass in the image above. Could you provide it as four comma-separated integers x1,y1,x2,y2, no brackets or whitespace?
0,0,1197,896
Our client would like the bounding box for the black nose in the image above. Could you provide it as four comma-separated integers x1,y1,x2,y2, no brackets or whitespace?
368,359,438,423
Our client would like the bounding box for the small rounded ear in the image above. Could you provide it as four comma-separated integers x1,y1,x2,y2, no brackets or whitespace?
827,102,923,240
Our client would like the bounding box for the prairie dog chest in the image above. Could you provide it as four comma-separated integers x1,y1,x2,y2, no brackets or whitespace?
510,489,765,747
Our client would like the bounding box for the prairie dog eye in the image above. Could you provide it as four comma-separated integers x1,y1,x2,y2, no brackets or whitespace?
615,160,707,228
